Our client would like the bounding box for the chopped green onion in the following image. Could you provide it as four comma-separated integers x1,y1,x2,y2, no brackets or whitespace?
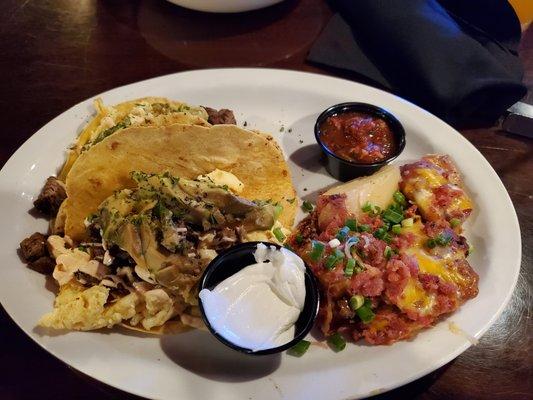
468,244,474,256
325,255,338,270
373,227,388,240
435,233,452,247
295,233,304,245
301,200,314,213
450,218,461,228
388,202,403,214
336,226,350,241
344,258,356,276
354,259,365,273
362,202,381,215
384,246,393,259
273,204,283,220
356,301,375,323
361,202,373,213
327,333,346,352
309,241,325,261
382,208,404,224
391,224,402,235
358,224,371,232
273,227,286,242
349,295,364,310
77,245,87,253
325,249,345,270
287,340,311,357
426,238,437,249
393,191,407,207
333,248,345,259
401,218,414,227
345,219,357,231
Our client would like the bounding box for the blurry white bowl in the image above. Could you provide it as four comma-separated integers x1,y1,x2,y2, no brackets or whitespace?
165,0,285,13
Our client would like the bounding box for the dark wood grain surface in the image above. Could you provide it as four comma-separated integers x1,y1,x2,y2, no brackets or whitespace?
0,1,531,399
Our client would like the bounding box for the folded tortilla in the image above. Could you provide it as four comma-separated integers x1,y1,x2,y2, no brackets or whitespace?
64,123,297,241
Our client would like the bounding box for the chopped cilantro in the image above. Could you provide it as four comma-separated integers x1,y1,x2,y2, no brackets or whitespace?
93,116,131,145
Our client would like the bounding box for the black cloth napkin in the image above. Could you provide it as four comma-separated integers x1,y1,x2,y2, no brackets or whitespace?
307,0,527,124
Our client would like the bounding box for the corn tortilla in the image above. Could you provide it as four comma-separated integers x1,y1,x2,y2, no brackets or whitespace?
64,124,297,241
58,97,210,181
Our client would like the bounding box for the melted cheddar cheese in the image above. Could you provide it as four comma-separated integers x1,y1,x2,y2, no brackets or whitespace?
396,278,436,316
392,217,471,317
400,157,472,223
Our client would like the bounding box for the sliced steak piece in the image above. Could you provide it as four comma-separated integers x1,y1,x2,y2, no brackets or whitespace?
89,245,105,261
28,256,55,275
203,107,236,125
33,176,67,216
20,232,48,262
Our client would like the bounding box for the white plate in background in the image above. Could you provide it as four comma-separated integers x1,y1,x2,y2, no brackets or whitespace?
165,0,284,13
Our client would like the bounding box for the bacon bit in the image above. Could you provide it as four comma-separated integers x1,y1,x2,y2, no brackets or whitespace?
433,184,460,208
403,204,418,218
316,194,348,233
355,233,387,269
359,213,384,230
349,265,384,297
391,232,417,251
363,308,427,345
383,257,411,299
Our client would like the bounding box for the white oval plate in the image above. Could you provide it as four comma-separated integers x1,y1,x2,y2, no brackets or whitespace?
0,69,520,400
165,0,284,13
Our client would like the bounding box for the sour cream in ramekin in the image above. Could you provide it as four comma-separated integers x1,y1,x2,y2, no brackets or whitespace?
199,243,306,352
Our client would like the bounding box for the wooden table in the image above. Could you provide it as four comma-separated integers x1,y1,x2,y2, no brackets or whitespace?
1,1,531,399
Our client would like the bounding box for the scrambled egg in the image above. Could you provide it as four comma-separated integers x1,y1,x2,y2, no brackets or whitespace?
39,283,178,331
130,289,176,330
197,169,244,194
42,235,179,331
39,282,139,330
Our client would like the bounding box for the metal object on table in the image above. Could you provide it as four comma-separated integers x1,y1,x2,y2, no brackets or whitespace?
500,101,533,138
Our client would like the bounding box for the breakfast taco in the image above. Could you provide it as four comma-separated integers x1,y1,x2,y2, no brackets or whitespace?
57,97,237,182
22,122,297,334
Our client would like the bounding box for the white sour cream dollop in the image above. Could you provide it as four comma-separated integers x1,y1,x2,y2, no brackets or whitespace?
199,243,306,351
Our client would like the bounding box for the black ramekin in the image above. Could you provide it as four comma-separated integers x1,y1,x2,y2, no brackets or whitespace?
198,241,320,356
314,102,406,181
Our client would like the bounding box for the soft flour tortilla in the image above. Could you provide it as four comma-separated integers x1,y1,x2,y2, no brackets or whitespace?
58,97,210,181
64,124,297,241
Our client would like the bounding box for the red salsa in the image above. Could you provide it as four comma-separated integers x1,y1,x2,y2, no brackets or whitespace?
319,112,396,164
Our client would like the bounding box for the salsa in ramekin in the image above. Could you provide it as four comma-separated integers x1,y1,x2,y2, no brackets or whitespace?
319,111,397,164
315,102,406,181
